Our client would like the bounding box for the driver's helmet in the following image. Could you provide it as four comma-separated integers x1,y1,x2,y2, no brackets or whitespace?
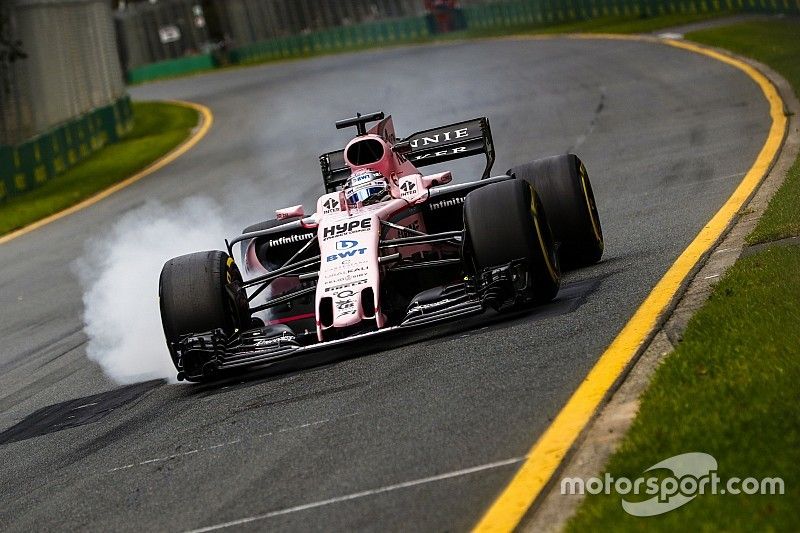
344,169,389,206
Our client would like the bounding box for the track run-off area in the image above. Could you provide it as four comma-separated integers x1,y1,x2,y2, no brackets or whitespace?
0,35,776,531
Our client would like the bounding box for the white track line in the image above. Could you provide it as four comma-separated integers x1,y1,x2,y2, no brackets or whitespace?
108,414,357,473
185,456,526,533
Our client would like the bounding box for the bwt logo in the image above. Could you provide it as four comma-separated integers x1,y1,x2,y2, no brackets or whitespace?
327,248,367,262
336,240,358,251
323,219,371,239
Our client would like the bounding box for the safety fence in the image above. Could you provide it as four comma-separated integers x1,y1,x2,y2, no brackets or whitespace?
129,16,430,82
212,0,429,46
122,0,798,84
125,15,434,82
1,0,130,203
229,16,432,65
119,0,435,82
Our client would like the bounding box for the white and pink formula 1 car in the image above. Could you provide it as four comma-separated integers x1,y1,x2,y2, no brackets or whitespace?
159,112,604,382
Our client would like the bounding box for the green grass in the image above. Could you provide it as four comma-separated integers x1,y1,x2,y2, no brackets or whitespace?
567,246,800,532
748,159,800,243
686,20,800,244
567,19,800,531
0,102,198,236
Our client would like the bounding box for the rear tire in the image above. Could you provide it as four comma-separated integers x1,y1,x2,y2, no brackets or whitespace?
509,154,603,268
464,179,560,304
159,251,248,365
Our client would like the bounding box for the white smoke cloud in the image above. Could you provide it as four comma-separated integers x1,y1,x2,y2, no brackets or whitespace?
77,196,239,384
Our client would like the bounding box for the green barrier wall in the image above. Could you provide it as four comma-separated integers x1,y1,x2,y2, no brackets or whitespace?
127,54,216,84
0,96,133,203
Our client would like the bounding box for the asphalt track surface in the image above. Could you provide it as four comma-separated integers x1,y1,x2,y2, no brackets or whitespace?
0,37,770,531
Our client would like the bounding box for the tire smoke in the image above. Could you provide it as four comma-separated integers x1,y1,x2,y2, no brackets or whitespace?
77,197,235,384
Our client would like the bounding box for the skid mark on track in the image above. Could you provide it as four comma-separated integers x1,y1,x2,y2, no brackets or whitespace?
107,413,358,473
0,380,163,445
568,86,606,153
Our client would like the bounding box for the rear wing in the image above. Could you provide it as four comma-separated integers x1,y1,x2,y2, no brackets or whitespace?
319,117,495,193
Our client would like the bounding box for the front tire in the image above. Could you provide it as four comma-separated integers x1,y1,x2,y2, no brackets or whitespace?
509,154,603,268
464,179,560,304
159,251,248,366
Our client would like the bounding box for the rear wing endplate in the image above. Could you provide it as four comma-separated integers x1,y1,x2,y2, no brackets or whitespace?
319,117,495,193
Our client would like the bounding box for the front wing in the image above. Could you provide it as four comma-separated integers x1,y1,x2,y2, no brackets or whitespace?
174,259,531,382
175,297,483,382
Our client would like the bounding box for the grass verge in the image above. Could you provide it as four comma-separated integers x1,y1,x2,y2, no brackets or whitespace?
0,102,198,237
566,19,800,531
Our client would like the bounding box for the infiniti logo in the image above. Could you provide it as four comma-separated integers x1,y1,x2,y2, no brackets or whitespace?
336,240,358,250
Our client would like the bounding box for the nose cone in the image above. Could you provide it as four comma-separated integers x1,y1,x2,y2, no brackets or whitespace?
315,213,381,340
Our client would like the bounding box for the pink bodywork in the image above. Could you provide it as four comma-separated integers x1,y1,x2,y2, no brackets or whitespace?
258,117,452,341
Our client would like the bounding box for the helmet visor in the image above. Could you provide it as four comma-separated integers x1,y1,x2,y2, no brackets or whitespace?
346,178,388,206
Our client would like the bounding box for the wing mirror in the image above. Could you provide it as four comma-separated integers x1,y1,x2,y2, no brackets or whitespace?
422,171,452,187
276,204,304,220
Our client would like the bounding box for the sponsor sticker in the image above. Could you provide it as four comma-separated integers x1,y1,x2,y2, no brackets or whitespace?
322,218,371,240
324,279,368,293
268,233,314,247
326,248,367,262
408,127,469,149
322,197,340,214
254,333,294,347
335,240,358,251
333,288,358,319
412,146,468,161
428,197,465,211
399,180,417,196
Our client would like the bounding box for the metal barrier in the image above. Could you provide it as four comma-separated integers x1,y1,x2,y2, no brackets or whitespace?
212,0,428,46
0,0,130,202
229,16,432,65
